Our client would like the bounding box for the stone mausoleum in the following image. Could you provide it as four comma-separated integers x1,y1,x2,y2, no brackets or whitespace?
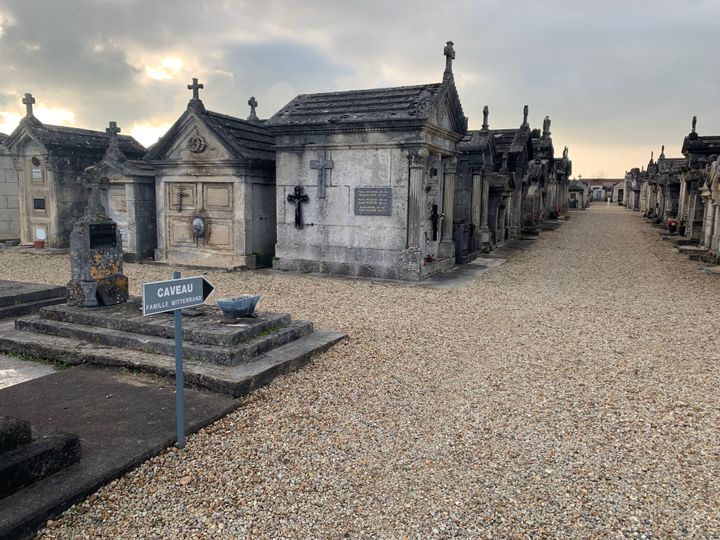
146,81,276,269
5,94,145,248
267,42,467,280
0,133,20,242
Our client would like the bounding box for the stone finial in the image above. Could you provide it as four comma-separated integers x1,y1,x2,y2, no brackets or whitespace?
522,105,529,126
247,96,259,122
22,93,36,118
443,41,455,74
691,115,697,133
187,78,204,101
661,144,665,157
542,115,551,137
563,146,568,159
482,106,489,130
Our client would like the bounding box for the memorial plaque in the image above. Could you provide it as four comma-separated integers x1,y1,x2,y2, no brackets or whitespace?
89,223,117,249
354,187,393,216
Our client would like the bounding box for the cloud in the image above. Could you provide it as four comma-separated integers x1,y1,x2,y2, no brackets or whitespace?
0,0,717,176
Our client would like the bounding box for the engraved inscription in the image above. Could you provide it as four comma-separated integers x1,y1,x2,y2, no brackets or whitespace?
354,187,393,216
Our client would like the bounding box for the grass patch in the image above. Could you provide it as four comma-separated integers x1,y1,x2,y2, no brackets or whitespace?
5,351,70,370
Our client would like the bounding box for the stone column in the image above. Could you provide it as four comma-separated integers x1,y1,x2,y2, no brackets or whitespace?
406,148,427,249
476,169,491,252
469,169,481,252
439,157,456,259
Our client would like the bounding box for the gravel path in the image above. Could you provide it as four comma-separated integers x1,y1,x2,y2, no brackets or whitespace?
2,206,718,538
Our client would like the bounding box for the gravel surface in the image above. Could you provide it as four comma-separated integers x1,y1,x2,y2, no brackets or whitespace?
1,206,718,538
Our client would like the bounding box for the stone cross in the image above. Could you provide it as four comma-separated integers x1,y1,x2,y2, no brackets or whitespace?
247,96,259,122
661,144,665,156
692,115,697,133
523,105,529,126
482,106,489,130
187,78,204,100
22,93,35,117
310,152,334,199
104,121,124,161
106,121,120,137
444,41,455,73
287,185,309,229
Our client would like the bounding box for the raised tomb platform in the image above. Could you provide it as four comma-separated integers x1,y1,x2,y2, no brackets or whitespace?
0,300,344,397
0,280,66,319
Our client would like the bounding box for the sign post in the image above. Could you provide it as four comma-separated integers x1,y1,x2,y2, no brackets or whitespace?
142,273,215,449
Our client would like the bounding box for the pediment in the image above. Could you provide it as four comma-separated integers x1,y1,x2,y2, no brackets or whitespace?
146,111,232,162
163,120,230,161
430,78,468,137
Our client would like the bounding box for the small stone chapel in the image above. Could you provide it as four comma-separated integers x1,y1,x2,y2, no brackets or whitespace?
5,93,145,248
145,80,276,268
266,41,468,280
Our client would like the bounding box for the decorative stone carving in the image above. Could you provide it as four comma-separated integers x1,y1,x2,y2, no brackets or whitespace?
407,149,428,168
188,208,212,246
443,157,457,175
187,134,207,154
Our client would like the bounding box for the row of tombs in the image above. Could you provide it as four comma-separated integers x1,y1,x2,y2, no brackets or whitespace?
0,42,573,280
622,116,720,263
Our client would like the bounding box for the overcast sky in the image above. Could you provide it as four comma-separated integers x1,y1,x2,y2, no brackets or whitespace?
0,0,716,178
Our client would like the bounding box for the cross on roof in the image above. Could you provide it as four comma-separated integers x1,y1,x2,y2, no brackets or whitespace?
444,41,455,74
106,121,121,137
22,93,35,117
522,105,529,126
247,96,259,122
187,78,204,100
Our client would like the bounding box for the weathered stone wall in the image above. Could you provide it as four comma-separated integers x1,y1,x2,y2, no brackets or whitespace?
102,179,157,259
0,143,20,241
274,145,409,275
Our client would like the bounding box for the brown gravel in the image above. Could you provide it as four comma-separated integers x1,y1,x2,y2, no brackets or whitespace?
2,205,719,539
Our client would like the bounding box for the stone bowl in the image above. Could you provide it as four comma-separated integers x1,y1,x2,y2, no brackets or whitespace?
216,295,261,319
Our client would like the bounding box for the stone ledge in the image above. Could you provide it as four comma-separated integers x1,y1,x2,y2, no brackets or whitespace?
0,321,346,398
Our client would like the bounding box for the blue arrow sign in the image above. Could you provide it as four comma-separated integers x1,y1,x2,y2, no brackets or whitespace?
141,273,215,449
142,276,215,316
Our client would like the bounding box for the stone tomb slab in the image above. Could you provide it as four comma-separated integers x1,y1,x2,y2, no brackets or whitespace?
0,280,66,319
0,365,236,540
0,299,346,397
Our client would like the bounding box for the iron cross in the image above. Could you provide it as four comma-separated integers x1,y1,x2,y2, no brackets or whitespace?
187,78,204,100
287,185,309,229
22,93,35,117
310,152,333,199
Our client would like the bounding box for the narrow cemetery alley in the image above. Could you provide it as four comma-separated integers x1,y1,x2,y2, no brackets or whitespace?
0,205,717,538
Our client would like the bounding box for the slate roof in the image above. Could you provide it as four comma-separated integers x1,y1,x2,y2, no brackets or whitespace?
682,133,720,156
457,129,492,152
8,121,145,158
145,103,275,162
569,180,587,190
202,110,274,161
267,80,467,135
268,84,442,126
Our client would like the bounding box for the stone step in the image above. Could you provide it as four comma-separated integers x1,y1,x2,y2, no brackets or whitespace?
38,302,292,347
0,433,81,499
0,296,67,320
16,316,314,366
0,320,346,397
0,417,31,454
0,283,65,308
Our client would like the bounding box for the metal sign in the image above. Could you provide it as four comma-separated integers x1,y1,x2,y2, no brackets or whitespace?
142,276,214,316
142,273,214,449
